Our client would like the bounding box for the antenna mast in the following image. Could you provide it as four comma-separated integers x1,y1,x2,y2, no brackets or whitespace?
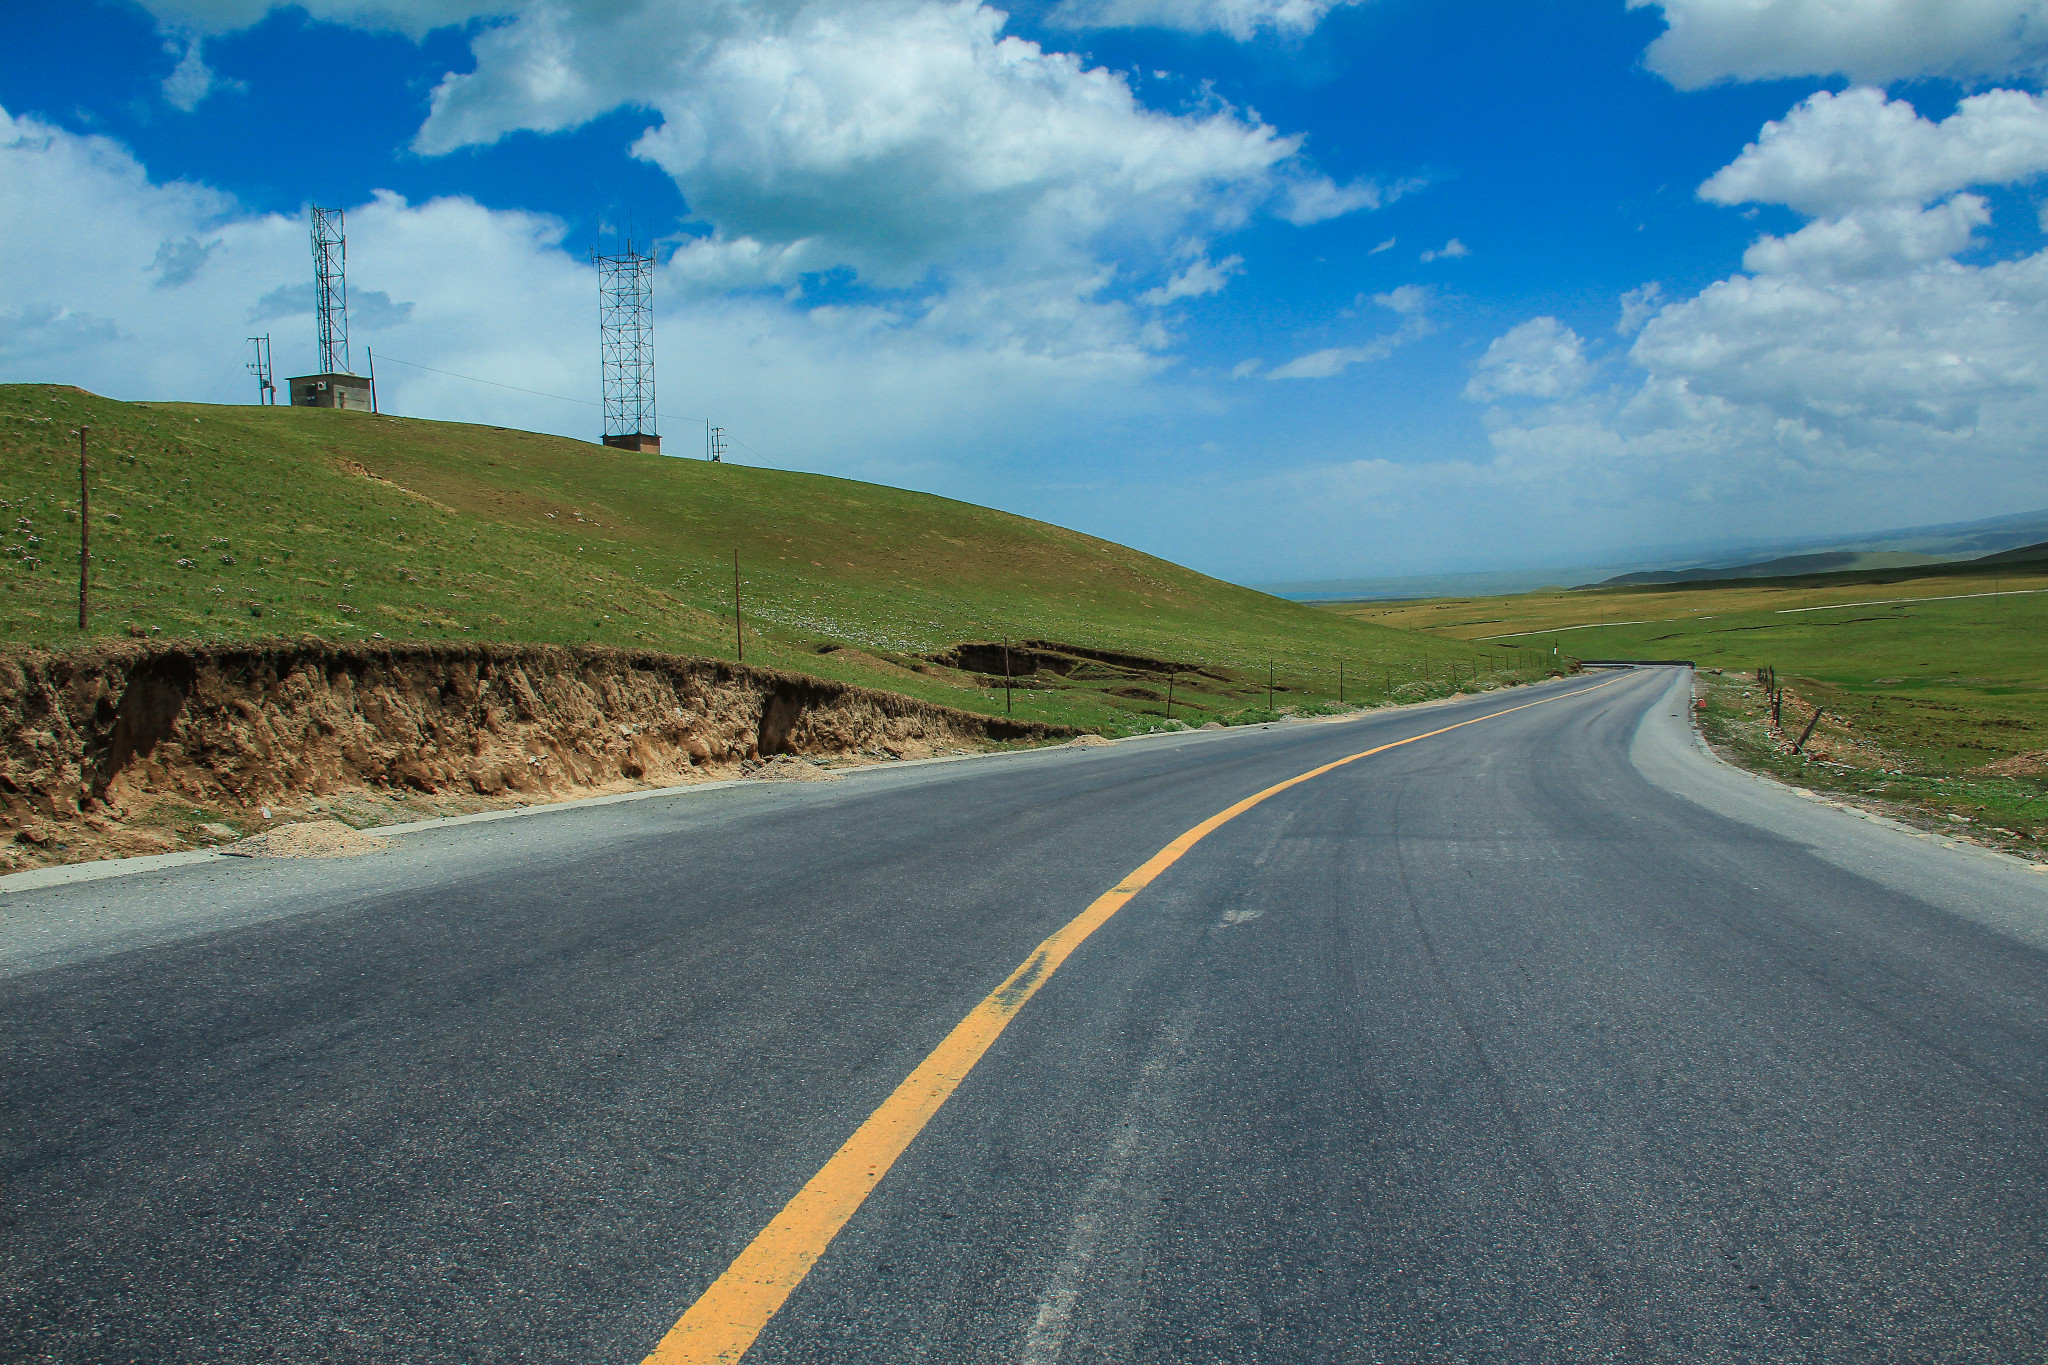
595,234,659,452
310,205,349,375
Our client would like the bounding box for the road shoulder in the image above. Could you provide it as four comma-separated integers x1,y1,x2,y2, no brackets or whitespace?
1628,667,2048,953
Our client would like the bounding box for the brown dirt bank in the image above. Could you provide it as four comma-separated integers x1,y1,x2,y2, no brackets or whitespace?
0,639,1075,872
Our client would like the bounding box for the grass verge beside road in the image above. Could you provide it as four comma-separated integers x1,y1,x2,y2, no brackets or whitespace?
1324,567,2048,860
1693,668,2048,862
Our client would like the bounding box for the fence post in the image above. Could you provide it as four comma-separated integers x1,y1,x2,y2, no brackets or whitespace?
77,426,89,631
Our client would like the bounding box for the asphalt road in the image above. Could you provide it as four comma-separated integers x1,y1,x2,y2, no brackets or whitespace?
4,666,2047,1362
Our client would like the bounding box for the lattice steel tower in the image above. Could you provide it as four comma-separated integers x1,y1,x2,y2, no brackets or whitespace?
595,238,659,452
310,205,350,375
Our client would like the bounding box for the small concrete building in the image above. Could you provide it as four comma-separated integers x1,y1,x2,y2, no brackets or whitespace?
603,432,661,454
288,373,372,411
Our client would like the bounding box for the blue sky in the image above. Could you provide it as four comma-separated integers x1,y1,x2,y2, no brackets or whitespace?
6,1,2048,584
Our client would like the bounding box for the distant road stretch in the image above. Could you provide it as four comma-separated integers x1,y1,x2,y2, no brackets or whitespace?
5,666,2047,1362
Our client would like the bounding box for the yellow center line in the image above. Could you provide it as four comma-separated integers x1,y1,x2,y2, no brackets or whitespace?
639,674,1625,1365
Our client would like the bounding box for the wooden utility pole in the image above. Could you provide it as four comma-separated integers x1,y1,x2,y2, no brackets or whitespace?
732,548,744,663
77,427,89,631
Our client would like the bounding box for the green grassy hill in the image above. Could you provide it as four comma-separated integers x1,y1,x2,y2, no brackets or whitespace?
0,384,1519,734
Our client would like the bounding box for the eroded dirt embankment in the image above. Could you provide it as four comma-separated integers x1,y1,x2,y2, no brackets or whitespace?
0,640,1072,870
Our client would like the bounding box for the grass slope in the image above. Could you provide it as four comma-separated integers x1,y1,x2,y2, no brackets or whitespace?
1,385,1523,734
1326,567,2048,850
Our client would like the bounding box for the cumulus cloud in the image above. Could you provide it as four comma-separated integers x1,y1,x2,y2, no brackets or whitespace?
1630,0,2048,89
1463,318,1593,402
0,104,1173,491
405,0,1373,291
106,0,1401,462
1740,196,1991,279
1047,0,1359,39
1419,237,1469,262
1701,87,2048,217
1457,86,2048,534
131,0,1386,322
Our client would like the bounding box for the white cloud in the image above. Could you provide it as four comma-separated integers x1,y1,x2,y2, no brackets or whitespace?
1277,175,1398,226
1265,286,1431,378
160,32,236,111
1419,237,1469,262
1368,236,1395,255
1139,254,1243,306
1229,357,1263,378
1454,88,2048,542
1630,0,2048,89
1047,0,1360,39
1463,317,1593,402
0,104,1172,493
1616,282,1663,335
1740,196,1991,279
1375,283,1429,315
1264,345,1388,379
405,0,1374,289
110,0,1400,464
1701,87,2048,217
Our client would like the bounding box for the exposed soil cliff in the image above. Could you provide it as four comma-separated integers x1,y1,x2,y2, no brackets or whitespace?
0,640,1072,871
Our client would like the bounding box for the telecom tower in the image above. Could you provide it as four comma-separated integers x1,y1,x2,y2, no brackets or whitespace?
595,238,659,452
311,205,349,375
287,206,371,408
246,334,275,404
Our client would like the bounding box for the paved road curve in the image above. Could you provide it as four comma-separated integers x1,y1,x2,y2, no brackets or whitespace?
5,667,2047,1362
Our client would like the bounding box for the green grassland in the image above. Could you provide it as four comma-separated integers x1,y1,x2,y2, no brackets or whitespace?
0,384,1532,735
1323,568,2048,850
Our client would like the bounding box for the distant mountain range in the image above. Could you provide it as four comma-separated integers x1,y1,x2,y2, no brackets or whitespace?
1593,550,1945,586
1259,508,2048,601
1590,516,2048,586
